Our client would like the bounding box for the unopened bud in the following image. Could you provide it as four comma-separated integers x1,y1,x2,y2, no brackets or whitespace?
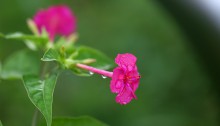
27,19,39,35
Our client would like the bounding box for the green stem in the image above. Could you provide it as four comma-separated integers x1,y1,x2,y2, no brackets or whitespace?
40,62,49,79
31,109,39,126
31,61,49,126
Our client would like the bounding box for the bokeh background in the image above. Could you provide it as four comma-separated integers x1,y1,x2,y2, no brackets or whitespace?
1,0,220,126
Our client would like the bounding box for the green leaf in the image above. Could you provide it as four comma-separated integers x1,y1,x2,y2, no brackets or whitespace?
4,32,48,50
0,49,40,79
52,116,108,126
5,32,47,43
71,46,114,76
41,49,61,62
0,120,3,126
75,46,114,69
23,73,59,126
54,36,76,53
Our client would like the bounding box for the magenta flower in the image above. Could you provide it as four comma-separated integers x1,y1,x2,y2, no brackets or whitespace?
33,5,76,41
76,53,140,105
110,53,140,104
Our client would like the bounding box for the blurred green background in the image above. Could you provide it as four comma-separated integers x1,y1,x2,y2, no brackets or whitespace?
0,0,220,126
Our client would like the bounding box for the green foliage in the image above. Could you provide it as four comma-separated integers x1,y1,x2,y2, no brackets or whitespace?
69,46,114,76
0,49,40,79
41,49,61,62
0,3,113,126
5,32,47,43
54,35,77,52
74,46,114,69
1,32,48,50
52,116,108,126
41,46,114,76
23,73,59,126
1,29,113,126
0,120,2,126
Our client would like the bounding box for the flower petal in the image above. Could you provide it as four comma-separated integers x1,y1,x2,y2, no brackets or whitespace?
110,67,125,93
111,53,140,104
115,53,137,72
34,10,47,33
115,84,136,105
33,5,76,41
127,66,140,91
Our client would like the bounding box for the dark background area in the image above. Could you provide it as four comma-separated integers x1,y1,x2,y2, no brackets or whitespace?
0,0,220,126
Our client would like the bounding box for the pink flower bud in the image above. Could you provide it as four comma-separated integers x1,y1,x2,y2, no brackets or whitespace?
33,5,76,41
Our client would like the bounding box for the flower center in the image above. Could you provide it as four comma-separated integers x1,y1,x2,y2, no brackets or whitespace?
125,75,140,84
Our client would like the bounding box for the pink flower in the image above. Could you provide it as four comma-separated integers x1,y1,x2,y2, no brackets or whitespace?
110,53,140,104
76,53,140,105
33,5,76,41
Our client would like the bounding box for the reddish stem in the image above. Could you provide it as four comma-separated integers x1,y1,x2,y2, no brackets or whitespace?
76,63,113,78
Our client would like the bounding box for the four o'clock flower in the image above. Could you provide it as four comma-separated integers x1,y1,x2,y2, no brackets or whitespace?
32,6,140,105
33,5,76,41
76,53,140,105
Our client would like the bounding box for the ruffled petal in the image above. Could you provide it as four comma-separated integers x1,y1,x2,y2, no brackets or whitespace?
33,10,47,33
115,53,137,72
115,84,137,105
33,5,76,41
110,67,125,93
127,66,140,91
